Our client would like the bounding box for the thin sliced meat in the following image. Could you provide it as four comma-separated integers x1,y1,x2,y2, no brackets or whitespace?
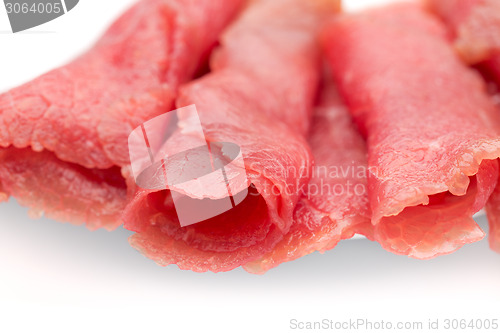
0,147,127,229
425,0,500,65
483,78,500,254
123,0,339,272
0,0,244,230
427,0,500,253
486,178,500,252
426,0,500,96
322,3,500,259
244,72,372,274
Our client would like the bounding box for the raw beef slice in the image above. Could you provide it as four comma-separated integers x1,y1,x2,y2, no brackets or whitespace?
123,0,340,272
425,0,500,65
0,0,244,230
426,0,500,252
244,72,372,274
323,3,500,258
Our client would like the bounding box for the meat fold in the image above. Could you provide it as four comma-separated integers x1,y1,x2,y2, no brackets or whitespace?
123,0,339,272
244,72,372,274
0,0,244,230
323,3,500,259
426,0,500,253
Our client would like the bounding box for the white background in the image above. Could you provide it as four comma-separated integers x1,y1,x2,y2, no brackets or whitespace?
1,1,499,333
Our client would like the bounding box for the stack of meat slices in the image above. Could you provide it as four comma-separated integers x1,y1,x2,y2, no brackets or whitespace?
1,0,499,273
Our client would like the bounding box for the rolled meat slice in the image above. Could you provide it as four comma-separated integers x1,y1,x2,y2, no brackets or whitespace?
322,3,500,259
123,0,339,272
244,71,372,274
426,0,500,252
0,0,244,230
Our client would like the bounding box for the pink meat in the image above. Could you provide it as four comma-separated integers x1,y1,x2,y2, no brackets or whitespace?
244,72,372,274
483,57,500,86
425,0,500,65
486,178,500,252
0,147,127,229
123,0,339,272
0,0,244,229
323,3,500,259
427,0,500,253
